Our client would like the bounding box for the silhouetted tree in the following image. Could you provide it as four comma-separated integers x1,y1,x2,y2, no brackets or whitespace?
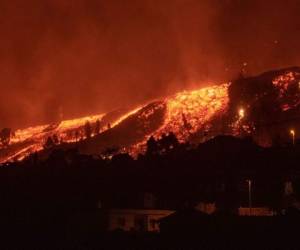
111,153,133,165
74,130,79,142
44,136,55,149
95,119,101,135
52,134,59,144
0,128,11,147
159,132,179,153
101,146,119,159
84,121,92,139
146,133,180,156
107,123,111,130
146,136,159,155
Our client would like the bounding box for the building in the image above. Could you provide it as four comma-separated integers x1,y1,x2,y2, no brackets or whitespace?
195,202,217,214
238,207,275,216
107,209,174,232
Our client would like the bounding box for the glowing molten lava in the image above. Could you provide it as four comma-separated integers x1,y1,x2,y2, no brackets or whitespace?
128,84,229,155
272,71,300,111
5,114,105,162
2,67,300,164
0,83,230,163
153,83,229,142
1,107,148,162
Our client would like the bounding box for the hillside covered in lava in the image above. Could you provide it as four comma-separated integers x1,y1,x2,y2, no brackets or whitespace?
1,67,300,163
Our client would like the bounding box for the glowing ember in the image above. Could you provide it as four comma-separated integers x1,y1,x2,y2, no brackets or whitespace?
272,72,296,98
238,108,245,119
272,71,300,111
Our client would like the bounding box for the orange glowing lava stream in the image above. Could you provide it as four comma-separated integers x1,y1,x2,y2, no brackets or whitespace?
11,114,106,144
111,106,143,128
3,144,44,163
1,107,145,163
3,70,299,163
157,83,229,141
128,83,230,155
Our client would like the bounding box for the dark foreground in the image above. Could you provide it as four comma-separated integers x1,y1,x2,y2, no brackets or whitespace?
1,211,300,250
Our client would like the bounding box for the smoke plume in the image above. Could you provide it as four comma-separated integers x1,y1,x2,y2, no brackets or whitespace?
0,0,299,128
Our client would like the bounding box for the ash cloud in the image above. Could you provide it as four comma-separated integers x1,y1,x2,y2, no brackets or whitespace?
0,0,299,129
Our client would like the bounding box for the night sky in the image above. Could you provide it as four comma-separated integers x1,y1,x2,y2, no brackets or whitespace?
1,0,300,128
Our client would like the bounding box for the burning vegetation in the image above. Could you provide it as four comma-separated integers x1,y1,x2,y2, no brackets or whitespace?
1,67,300,163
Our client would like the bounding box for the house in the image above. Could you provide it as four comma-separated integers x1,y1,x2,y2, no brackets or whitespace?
105,192,174,232
107,209,174,232
238,207,275,216
195,202,217,214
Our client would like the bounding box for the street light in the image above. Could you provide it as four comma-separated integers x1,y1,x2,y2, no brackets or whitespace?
246,179,252,216
290,129,295,145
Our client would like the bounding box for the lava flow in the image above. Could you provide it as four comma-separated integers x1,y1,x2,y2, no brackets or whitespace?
128,83,229,155
1,107,146,162
0,83,229,163
156,83,229,141
272,71,300,111
2,67,300,164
